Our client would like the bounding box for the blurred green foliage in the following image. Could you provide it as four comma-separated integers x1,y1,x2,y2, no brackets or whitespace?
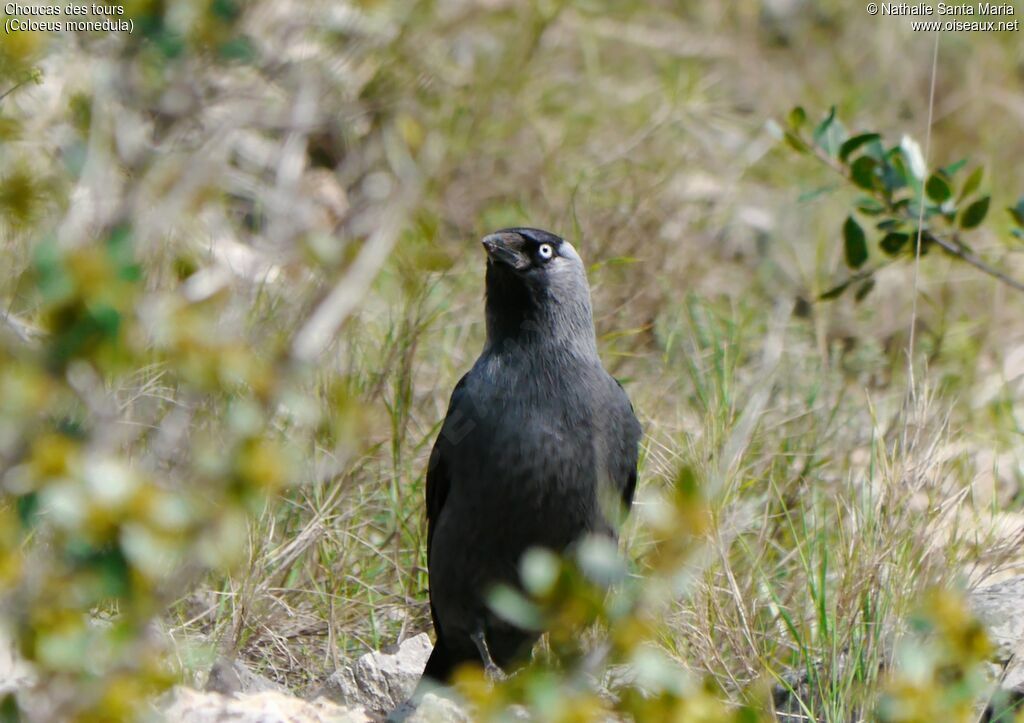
0,1,306,718
877,590,993,723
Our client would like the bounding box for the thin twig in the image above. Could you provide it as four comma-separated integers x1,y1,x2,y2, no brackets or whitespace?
923,231,1024,293
816,262,895,301
0,73,38,104
0,311,45,345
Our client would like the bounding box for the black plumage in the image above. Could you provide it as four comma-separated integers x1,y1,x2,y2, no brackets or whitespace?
419,228,641,685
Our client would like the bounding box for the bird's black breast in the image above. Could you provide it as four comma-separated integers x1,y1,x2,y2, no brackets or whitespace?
424,337,641,684
442,360,605,544
427,352,622,627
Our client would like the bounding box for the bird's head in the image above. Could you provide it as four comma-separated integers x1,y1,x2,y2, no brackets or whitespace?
480,228,596,354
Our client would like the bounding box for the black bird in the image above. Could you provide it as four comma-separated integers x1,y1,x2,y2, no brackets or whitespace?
420,228,641,685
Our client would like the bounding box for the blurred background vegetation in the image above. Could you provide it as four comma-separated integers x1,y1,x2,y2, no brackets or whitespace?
1,0,1023,719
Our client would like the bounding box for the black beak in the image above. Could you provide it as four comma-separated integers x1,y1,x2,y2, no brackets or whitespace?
482,232,530,271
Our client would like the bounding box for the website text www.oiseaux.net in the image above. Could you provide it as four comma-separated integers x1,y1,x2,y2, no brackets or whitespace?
867,3,1021,31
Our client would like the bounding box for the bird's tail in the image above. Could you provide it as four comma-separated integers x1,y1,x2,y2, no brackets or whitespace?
419,635,455,686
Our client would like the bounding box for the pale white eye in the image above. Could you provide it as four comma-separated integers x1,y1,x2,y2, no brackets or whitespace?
537,243,554,260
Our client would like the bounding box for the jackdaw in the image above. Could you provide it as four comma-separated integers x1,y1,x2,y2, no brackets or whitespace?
419,227,641,685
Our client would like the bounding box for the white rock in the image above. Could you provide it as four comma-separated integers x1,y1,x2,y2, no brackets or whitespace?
163,688,370,723
314,633,433,715
971,575,1024,690
403,692,469,723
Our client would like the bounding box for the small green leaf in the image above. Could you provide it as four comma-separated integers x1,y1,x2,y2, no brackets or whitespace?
880,232,909,256
211,0,242,21
91,305,122,336
0,692,21,723
788,106,807,129
521,548,560,596
958,166,983,201
863,139,887,163
16,492,39,528
843,215,868,269
884,152,909,193
839,133,881,162
820,278,853,300
942,158,968,177
576,535,627,585
784,130,808,154
33,237,74,303
487,585,544,631
155,31,186,59
797,184,839,203
1006,197,1024,227
813,107,848,158
850,156,877,191
925,173,951,202
814,106,835,136
877,219,903,231
855,197,885,216
218,37,256,63
960,195,990,229
854,277,875,302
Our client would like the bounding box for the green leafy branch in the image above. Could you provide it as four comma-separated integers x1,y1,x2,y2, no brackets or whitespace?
0,68,43,104
782,106,1024,300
